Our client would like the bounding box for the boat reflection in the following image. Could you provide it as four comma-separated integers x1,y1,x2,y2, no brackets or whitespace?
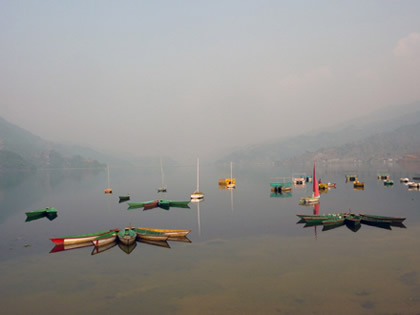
270,191,292,198
138,239,171,248
26,212,58,222
297,211,407,234
118,241,137,254
91,241,117,255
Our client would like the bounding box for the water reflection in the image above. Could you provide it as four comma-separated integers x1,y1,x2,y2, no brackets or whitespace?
25,212,57,222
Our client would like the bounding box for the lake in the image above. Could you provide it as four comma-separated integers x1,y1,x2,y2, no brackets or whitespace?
1,162,419,314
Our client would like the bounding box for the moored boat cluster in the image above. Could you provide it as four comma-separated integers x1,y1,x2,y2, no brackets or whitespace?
50,226,192,254
297,213,406,232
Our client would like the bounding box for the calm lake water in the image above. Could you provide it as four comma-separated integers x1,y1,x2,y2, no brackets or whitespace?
1,162,420,314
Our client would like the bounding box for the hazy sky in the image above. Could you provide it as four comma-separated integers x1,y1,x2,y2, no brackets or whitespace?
1,1,420,162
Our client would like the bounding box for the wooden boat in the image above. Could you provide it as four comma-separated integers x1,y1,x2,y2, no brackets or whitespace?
345,220,362,232
299,162,320,205
50,229,119,245
118,228,137,245
378,173,390,180
143,200,159,210
26,207,57,217
127,201,146,209
408,182,420,188
300,214,346,224
346,175,358,182
25,211,58,222
191,158,204,200
131,227,169,241
345,214,361,225
360,216,392,225
270,180,292,193
158,200,171,210
322,217,345,227
91,240,117,255
119,194,130,202
319,183,329,190
361,220,392,230
359,213,405,223
92,230,119,247
133,227,191,237
384,180,394,186
353,180,364,188
296,213,348,220
104,164,112,194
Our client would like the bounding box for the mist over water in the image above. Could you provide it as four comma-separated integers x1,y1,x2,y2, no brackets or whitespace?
1,162,419,314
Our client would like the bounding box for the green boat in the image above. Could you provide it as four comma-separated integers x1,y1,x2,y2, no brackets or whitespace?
131,227,169,241
127,202,145,209
383,180,394,186
359,213,405,223
158,200,171,210
118,228,137,245
25,207,57,217
168,200,190,208
345,214,361,226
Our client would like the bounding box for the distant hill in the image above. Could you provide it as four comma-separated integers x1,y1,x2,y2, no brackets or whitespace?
0,116,105,170
218,101,420,165
283,121,420,166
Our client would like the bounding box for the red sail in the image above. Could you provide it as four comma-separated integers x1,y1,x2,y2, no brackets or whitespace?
312,162,320,198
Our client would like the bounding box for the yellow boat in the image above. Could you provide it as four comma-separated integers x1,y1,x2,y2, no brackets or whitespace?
133,227,191,237
353,180,365,188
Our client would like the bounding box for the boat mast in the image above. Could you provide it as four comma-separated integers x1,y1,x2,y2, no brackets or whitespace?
160,157,165,187
107,164,110,188
230,161,233,181
197,157,200,192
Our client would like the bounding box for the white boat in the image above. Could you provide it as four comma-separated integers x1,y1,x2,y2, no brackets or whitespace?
400,177,410,183
408,182,420,188
157,158,167,192
227,161,236,189
299,162,320,205
191,158,204,200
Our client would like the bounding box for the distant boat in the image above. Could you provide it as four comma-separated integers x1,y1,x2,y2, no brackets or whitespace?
345,174,358,182
104,164,112,194
400,177,410,183
378,173,390,180
384,179,394,186
353,180,364,188
119,194,130,202
157,158,167,193
25,207,57,217
299,162,320,205
270,177,292,193
191,158,204,201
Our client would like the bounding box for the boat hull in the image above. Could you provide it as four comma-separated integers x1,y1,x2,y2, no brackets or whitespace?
50,229,119,245
133,227,191,237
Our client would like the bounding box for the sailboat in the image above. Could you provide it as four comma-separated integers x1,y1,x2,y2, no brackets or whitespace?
157,158,167,193
299,162,320,204
227,161,236,189
191,158,204,201
104,164,112,194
